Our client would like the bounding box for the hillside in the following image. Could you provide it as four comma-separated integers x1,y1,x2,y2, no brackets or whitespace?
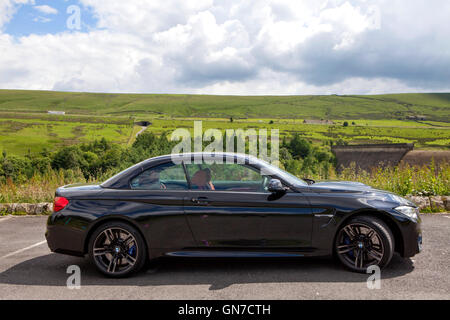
0,90,449,121
0,90,449,155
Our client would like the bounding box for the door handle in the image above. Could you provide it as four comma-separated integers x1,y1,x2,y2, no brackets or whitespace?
191,197,210,205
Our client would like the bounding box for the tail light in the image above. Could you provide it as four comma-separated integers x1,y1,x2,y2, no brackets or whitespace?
53,196,69,212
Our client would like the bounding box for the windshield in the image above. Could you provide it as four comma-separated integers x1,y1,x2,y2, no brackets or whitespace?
251,157,308,187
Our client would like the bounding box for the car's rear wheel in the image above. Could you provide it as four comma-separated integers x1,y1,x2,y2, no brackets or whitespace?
88,221,146,277
335,216,394,273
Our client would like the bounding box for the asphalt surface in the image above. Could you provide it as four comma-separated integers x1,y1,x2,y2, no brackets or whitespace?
0,214,449,300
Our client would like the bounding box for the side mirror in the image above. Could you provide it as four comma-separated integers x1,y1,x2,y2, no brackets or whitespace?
303,178,315,185
267,179,287,193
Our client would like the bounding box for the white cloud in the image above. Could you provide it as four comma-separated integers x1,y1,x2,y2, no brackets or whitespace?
34,5,58,15
80,0,213,34
33,16,51,23
0,0,35,29
0,0,449,95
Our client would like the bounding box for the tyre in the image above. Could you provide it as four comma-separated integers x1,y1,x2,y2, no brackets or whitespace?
88,221,146,277
335,215,394,273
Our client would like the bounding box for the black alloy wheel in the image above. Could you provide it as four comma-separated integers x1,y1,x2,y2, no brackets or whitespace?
89,222,146,277
335,216,394,273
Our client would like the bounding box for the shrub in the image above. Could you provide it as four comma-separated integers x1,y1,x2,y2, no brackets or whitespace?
1,136,448,207
288,134,311,159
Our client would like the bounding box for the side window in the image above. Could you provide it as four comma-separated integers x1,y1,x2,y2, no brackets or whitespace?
185,163,266,192
130,163,188,190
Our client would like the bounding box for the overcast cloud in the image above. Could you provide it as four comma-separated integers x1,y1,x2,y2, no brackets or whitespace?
0,0,449,95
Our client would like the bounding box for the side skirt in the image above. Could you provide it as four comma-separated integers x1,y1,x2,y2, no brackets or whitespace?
163,249,319,258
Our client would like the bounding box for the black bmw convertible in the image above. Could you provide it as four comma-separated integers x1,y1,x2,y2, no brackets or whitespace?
46,152,422,277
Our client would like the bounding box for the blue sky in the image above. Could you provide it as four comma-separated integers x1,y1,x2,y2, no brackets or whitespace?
0,0,449,95
4,0,97,36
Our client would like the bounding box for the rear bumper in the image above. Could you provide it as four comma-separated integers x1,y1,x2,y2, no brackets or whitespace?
45,214,85,257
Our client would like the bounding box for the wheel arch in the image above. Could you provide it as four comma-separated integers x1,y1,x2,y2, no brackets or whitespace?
83,216,149,257
333,209,404,257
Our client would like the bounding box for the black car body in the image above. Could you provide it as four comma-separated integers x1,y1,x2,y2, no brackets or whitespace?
46,153,422,277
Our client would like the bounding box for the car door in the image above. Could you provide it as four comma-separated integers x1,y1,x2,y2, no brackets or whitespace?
183,162,313,250
121,161,196,250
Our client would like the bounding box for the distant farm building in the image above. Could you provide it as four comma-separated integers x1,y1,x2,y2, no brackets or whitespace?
303,119,335,125
332,143,449,172
406,115,427,121
48,111,65,115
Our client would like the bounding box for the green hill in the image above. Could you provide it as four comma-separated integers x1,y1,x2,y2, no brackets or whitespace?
0,90,449,155
0,90,449,121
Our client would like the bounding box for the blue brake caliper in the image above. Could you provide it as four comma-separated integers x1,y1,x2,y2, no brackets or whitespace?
344,235,354,258
128,245,136,257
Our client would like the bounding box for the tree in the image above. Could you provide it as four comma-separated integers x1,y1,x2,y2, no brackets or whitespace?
343,121,349,127
132,132,159,150
314,150,330,163
279,147,293,163
51,146,87,172
301,154,319,176
1,154,32,182
288,134,311,159
284,159,303,176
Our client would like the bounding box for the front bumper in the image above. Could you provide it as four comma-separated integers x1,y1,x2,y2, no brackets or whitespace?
400,216,422,257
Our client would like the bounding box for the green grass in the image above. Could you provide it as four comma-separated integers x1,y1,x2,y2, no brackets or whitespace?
1,115,448,156
0,116,135,155
1,90,449,120
0,90,449,155
1,161,448,212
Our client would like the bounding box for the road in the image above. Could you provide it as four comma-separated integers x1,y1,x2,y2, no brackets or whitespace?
0,214,449,300
136,126,148,137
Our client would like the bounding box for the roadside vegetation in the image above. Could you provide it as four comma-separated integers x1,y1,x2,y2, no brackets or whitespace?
1,134,448,204
0,90,448,211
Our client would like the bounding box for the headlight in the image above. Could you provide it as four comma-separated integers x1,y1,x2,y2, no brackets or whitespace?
394,206,419,220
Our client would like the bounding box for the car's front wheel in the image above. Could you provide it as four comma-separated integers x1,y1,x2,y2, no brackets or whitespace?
335,215,394,273
88,221,146,277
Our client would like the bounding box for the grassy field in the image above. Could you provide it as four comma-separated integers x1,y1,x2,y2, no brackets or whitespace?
0,112,134,155
1,90,450,120
0,90,449,155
